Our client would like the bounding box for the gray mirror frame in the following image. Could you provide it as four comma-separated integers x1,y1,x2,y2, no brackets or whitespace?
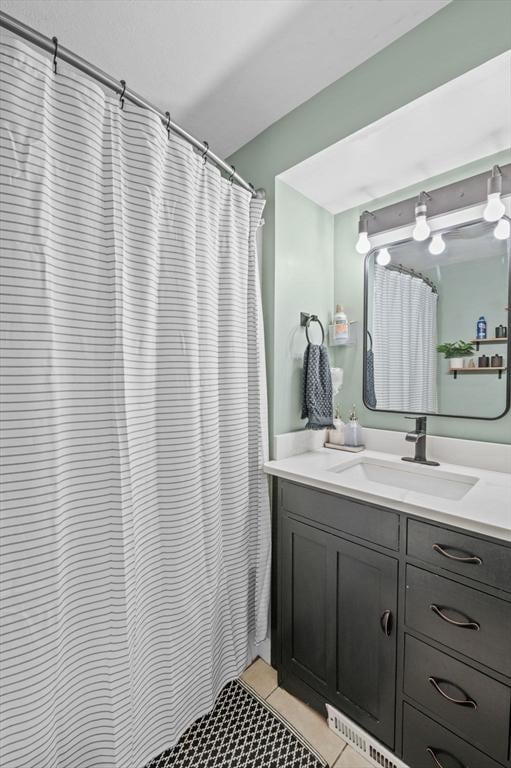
362,216,511,421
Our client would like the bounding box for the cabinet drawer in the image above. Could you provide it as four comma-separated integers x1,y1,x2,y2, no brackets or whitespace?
280,480,399,550
404,635,510,762
402,703,502,768
405,565,511,676
407,519,511,592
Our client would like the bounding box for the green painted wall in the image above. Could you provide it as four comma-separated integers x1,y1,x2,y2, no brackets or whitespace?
228,0,511,440
333,150,511,443
274,181,333,434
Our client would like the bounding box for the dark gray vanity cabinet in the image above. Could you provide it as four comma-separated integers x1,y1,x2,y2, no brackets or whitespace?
279,483,399,748
329,533,398,746
274,478,511,768
281,517,331,698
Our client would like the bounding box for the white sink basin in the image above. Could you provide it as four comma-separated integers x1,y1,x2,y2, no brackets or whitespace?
328,457,478,500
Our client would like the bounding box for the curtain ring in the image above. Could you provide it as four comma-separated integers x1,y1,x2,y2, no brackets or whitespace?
201,141,209,165
165,111,171,139
119,80,126,110
229,165,235,185
52,36,58,75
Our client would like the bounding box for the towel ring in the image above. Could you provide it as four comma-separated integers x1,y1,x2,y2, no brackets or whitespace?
304,315,325,344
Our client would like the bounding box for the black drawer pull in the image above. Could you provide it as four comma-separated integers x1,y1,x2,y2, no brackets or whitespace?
380,609,392,636
428,676,477,709
432,543,482,566
426,746,464,768
430,603,480,631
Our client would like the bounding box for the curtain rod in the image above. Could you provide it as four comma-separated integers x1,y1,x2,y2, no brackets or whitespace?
384,262,438,293
0,11,263,199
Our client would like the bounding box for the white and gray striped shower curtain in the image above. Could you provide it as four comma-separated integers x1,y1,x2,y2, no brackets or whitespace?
0,36,270,768
372,264,438,412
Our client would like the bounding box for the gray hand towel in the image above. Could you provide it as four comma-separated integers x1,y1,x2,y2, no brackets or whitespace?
364,349,377,408
301,343,335,430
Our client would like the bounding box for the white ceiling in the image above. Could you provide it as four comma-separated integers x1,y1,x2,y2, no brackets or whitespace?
279,51,511,213
0,0,449,157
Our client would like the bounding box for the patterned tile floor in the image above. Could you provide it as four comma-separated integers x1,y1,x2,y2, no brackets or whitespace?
241,659,372,768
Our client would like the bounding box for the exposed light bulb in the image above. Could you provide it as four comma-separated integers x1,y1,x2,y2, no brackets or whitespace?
413,214,430,241
483,165,506,222
356,211,372,255
484,192,506,222
376,247,391,266
412,194,430,241
356,231,371,255
494,217,510,240
429,233,445,255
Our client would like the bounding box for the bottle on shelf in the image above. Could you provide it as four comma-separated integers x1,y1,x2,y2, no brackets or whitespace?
476,316,487,340
334,305,349,342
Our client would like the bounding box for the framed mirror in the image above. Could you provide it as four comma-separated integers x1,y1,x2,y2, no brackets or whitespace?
363,217,510,419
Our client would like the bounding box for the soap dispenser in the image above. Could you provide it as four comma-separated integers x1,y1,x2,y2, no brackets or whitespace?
328,405,345,446
344,404,363,447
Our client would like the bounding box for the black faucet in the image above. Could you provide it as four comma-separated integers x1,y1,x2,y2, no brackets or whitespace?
402,416,439,466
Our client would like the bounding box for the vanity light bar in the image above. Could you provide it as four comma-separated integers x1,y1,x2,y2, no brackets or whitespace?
364,164,511,236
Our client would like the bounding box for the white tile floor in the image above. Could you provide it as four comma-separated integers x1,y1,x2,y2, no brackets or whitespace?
241,659,372,768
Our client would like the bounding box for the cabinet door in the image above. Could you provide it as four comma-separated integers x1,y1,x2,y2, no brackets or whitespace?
331,537,398,749
281,517,333,697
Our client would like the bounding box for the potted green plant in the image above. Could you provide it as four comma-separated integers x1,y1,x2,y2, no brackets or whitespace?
436,340,474,370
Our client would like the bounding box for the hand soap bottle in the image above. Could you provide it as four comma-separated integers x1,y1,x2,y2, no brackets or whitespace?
334,305,349,342
344,405,363,447
328,405,345,445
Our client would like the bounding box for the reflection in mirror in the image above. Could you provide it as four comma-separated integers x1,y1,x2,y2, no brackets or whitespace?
365,218,510,419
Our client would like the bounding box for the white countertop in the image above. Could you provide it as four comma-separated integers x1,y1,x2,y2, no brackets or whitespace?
264,447,511,542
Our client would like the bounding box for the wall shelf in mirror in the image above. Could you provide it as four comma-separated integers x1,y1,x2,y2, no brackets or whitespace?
471,338,508,351
449,367,506,380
